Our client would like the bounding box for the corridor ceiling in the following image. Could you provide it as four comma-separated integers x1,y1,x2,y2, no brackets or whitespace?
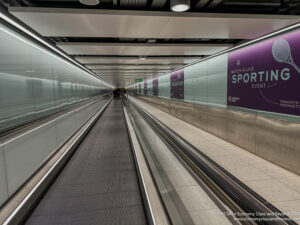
2,0,300,87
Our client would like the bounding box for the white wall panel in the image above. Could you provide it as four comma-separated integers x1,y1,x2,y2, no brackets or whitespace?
193,62,208,104
206,54,228,107
30,46,56,118
4,122,57,196
55,110,78,148
0,24,35,131
147,80,153,96
184,68,194,101
158,74,170,98
184,62,208,104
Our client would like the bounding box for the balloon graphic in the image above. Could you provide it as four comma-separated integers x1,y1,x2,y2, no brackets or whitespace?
272,38,300,73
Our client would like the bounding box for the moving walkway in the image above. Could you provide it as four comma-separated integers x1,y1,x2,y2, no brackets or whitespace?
1,97,297,225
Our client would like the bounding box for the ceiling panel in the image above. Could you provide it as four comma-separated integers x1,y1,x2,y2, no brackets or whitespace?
144,44,230,55
87,64,178,69
10,8,299,39
157,16,300,39
57,43,148,55
92,67,170,69
95,71,166,74
96,70,161,74
95,71,165,76
94,72,168,77
75,57,199,64
94,71,167,73
99,74,159,77
57,43,232,55
99,75,161,77
103,76,155,85
10,8,169,38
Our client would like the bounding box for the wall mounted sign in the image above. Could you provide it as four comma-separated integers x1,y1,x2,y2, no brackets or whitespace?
170,70,184,99
227,29,300,116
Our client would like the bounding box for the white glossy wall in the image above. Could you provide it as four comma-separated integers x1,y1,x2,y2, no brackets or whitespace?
0,23,110,133
147,80,153,96
0,22,111,206
158,75,170,99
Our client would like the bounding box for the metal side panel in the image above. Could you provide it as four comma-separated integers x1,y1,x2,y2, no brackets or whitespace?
205,106,228,139
135,95,300,176
226,110,257,153
192,103,208,131
123,106,169,225
255,115,300,174
168,100,195,126
0,144,8,206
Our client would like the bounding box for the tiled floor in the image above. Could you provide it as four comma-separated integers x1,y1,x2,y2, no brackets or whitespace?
130,96,300,223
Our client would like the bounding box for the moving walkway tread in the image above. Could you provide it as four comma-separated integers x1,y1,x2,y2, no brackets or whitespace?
25,99,148,225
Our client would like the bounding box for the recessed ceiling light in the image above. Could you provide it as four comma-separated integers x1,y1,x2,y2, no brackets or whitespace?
139,56,147,60
148,39,157,43
170,0,190,12
79,0,100,6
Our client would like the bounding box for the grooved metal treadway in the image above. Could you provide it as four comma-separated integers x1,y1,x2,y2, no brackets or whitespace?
25,100,148,225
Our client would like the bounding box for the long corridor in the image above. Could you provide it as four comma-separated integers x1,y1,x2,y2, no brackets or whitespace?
0,2,300,225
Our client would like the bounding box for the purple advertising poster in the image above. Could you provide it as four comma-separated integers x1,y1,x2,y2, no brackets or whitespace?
170,70,184,99
153,78,158,96
227,29,300,116
144,81,147,95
